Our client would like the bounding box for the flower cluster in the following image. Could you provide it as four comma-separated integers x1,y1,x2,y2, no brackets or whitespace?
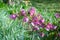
10,7,58,37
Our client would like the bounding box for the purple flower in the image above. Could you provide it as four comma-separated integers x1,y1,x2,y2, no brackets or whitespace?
31,21,39,26
23,17,29,22
39,18,45,25
32,16,38,21
31,16,39,26
28,7,35,16
20,9,26,16
39,32,45,37
38,18,45,28
40,24,45,28
10,14,17,20
33,26,39,30
55,13,60,18
45,23,57,31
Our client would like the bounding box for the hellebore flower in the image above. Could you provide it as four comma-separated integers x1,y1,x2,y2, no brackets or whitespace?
23,17,29,22
40,23,45,28
45,23,57,31
38,18,45,28
10,14,17,20
55,13,60,18
20,9,26,16
39,18,45,25
32,16,38,21
31,16,39,26
33,26,39,30
28,7,35,16
31,21,39,26
39,32,45,37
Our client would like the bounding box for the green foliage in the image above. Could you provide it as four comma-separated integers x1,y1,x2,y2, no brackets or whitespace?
0,0,60,40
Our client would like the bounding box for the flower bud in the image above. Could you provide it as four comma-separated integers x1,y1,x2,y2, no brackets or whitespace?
39,32,45,37
39,18,45,24
23,17,29,22
32,16,39,26
55,13,60,18
20,9,26,16
10,14,17,20
28,7,35,16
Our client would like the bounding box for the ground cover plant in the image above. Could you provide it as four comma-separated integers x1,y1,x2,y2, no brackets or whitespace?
0,0,60,40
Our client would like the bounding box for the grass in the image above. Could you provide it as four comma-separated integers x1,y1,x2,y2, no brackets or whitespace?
0,1,60,40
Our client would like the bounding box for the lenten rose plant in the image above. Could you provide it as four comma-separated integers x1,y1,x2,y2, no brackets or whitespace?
9,7,60,40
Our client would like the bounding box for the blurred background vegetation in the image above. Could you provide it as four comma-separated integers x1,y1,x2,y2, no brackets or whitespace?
0,0,60,12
